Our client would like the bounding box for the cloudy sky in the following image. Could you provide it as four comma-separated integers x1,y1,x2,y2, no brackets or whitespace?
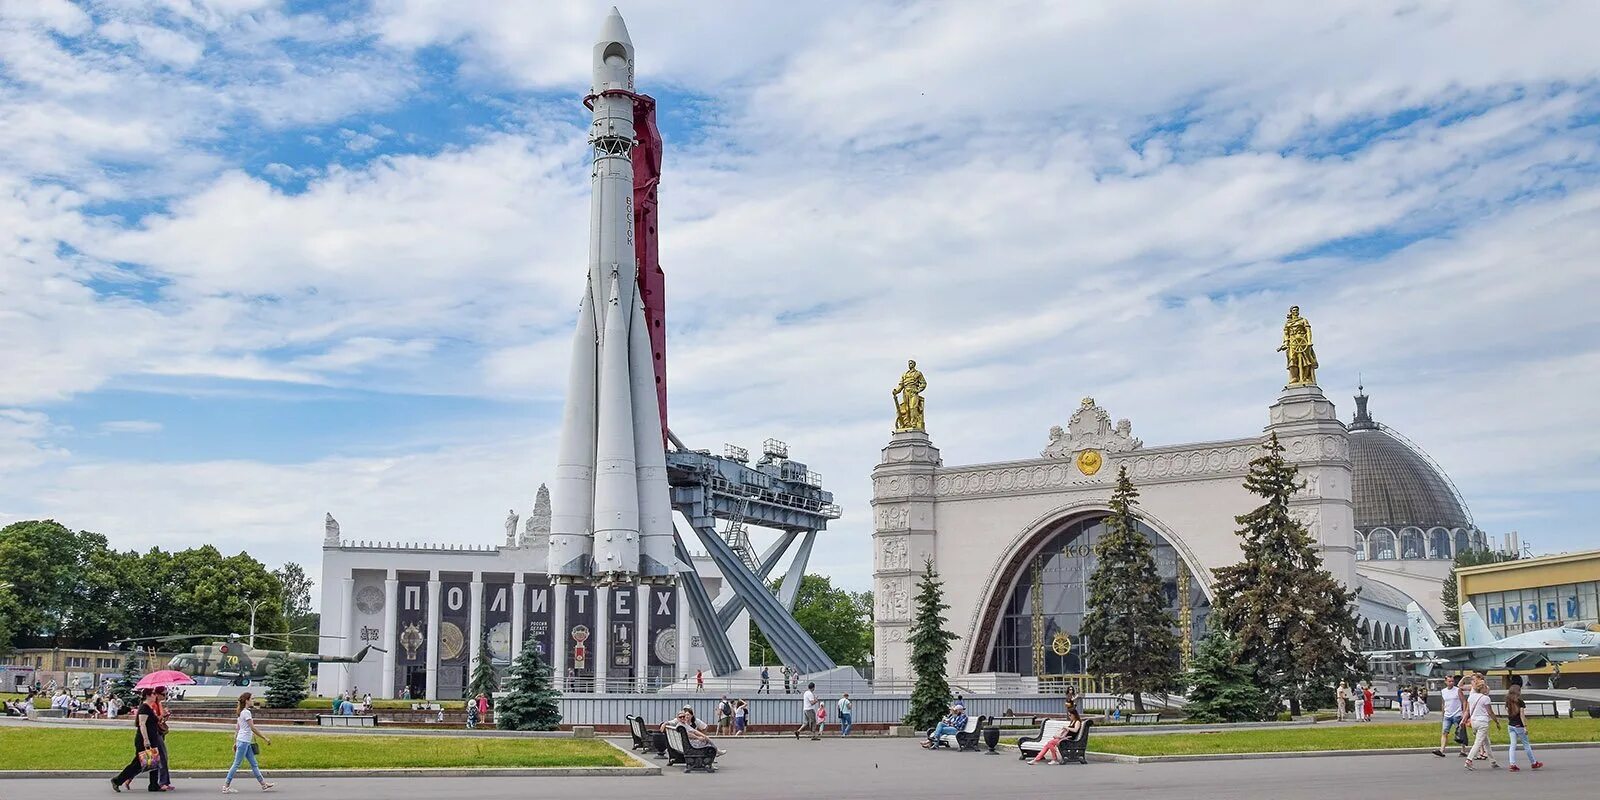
3,0,1598,600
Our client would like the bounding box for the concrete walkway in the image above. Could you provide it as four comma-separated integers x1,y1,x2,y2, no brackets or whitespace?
0,737,1584,799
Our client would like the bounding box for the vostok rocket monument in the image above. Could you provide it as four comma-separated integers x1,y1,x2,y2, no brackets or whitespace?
543,8,847,688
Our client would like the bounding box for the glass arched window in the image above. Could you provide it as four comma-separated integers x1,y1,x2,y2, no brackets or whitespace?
1453,529,1472,555
981,513,1210,677
1355,531,1368,561
1369,528,1396,560
1400,527,1424,559
1428,527,1452,559
1471,530,1489,551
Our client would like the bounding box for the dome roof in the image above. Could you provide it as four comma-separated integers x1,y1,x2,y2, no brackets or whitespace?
1348,390,1472,530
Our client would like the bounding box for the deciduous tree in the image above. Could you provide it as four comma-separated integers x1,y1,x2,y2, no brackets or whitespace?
749,573,873,667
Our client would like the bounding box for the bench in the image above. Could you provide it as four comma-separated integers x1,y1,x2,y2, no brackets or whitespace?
988,715,1036,728
1127,712,1159,724
316,714,377,727
665,723,717,774
936,715,984,751
1017,719,1091,765
626,714,649,751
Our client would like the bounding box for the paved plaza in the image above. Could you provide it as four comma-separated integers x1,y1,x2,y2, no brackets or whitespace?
2,737,1587,800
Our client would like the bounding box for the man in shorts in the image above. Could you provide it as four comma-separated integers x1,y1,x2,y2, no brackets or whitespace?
1434,674,1467,757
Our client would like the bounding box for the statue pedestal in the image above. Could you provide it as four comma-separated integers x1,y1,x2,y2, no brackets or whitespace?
871,429,941,686
1264,383,1357,586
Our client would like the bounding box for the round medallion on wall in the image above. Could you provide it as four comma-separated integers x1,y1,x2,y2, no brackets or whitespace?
355,585,384,615
438,621,465,661
654,626,678,663
1051,631,1073,656
1076,449,1103,476
487,621,512,662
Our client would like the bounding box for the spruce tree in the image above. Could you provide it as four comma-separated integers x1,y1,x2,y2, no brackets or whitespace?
111,651,142,709
495,638,561,731
903,558,958,731
1211,433,1363,716
1183,626,1267,723
1081,467,1180,713
263,657,308,708
468,631,499,702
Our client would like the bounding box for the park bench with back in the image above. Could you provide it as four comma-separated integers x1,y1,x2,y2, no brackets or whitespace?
626,714,650,750
936,714,985,751
665,723,718,774
1017,718,1092,764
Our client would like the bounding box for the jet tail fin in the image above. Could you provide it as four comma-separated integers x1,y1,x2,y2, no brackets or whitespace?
1406,603,1442,676
1460,602,1495,647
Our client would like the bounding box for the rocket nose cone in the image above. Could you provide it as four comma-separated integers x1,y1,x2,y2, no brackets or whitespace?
599,7,632,47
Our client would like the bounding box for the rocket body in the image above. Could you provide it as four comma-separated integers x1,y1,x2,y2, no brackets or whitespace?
550,7,673,584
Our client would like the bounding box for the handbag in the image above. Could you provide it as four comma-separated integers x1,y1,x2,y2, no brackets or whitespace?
250,742,260,756
137,747,161,770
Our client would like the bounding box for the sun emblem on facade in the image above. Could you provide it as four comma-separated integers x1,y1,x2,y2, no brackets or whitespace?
1076,449,1103,476
1051,631,1073,656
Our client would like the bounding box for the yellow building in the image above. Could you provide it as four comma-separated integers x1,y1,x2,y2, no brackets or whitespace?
1457,549,1600,688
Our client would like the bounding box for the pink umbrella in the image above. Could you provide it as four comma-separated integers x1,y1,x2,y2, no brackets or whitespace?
135,670,196,690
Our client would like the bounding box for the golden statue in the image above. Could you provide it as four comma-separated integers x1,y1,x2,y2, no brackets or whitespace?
892,359,927,432
1277,305,1319,386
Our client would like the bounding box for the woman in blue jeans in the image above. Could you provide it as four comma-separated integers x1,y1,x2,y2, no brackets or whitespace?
222,692,274,793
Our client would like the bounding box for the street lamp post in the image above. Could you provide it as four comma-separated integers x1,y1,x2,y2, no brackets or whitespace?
246,599,270,648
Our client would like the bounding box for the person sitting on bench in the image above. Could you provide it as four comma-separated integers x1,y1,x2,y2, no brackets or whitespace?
923,703,968,749
665,707,726,756
1028,703,1084,765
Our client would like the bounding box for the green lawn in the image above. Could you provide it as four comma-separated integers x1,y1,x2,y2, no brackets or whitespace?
1092,718,1600,756
0,728,630,770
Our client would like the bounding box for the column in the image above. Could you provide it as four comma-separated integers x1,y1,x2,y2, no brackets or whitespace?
511,576,526,661
551,584,568,689
872,429,942,685
381,572,398,698
636,584,651,690
340,576,355,695
675,588,688,681
468,574,484,683
425,572,441,701
594,586,610,693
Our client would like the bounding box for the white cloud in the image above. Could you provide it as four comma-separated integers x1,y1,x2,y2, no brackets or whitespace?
1,0,1598,592
98,420,164,434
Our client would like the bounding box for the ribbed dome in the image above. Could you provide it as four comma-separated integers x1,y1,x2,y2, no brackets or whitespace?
1348,391,1472,529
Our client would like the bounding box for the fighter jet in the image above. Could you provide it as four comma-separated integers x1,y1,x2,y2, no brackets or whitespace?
1364,602,1600,676
114,633,383,685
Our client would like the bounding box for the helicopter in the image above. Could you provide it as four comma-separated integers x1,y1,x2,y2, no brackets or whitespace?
113,631,385,686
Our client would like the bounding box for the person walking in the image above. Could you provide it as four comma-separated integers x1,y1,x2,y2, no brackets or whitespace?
1503,684,1543,772
794,682,820,740
475,693,490,727
695,669,704,692
1361,682,1374,722
149,685,174,791
733,699,748,735
1463,681,1501,770
1336,681,1350,722
837,693,853,736
1435,674,1467,757
716,695,733,735
465,699,479,729
758,666,770,695
109,689,164,793
222,692,274,793
816,697,827,734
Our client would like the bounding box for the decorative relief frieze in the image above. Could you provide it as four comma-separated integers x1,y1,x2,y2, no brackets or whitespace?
875,505,910,532
877,536,910,571
877,578,910,621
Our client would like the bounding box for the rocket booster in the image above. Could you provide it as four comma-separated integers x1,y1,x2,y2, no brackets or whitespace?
549,7,675,583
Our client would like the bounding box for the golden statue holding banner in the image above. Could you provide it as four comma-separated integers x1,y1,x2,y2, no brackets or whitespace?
1278,305,1319,386
892,359,927,432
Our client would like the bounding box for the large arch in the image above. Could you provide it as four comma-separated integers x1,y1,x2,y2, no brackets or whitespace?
961,502,1212,676
1427,527,1451,560
1369,528,1396,560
